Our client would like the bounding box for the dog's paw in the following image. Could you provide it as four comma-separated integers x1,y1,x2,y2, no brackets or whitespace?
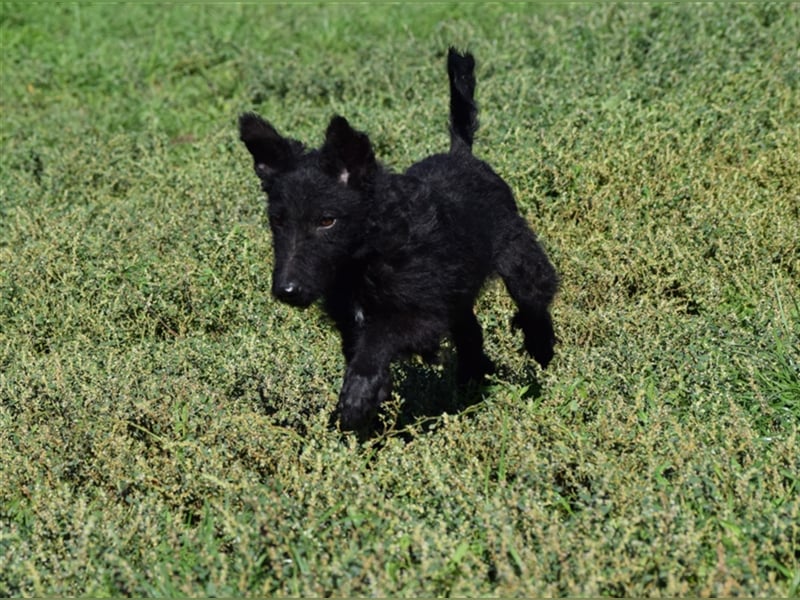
528,337,554,369
512,311,556,369
337,369,390,431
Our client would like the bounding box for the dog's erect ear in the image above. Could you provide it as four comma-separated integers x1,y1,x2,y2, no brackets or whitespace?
320,115,376,189
239,113,303,185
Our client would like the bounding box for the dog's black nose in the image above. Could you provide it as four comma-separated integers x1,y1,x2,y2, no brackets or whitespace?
274,281,301,302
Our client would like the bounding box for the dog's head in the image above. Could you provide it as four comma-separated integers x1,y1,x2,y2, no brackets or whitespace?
239,113,378,307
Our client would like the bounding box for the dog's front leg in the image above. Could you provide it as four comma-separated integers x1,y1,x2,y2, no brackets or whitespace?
334,313,395,431
338,360,391,431
335,314,443,431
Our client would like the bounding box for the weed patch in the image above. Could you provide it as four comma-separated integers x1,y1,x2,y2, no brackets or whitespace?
1,2,798,596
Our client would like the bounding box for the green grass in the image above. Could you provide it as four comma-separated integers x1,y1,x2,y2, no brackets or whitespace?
1,2,798,596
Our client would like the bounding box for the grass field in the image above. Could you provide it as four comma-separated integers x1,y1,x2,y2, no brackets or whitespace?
1,2,798,596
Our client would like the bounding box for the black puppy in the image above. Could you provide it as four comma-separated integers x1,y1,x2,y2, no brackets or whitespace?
239,48,558,431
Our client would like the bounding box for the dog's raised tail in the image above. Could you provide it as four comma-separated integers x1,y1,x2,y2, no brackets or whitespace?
447,47,478,154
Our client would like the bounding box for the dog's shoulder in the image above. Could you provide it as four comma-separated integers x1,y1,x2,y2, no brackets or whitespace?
371,172,434,224
378,172,431,206
357,173,438,259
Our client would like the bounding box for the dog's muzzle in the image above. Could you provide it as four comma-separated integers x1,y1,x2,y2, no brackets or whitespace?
273,280,301,303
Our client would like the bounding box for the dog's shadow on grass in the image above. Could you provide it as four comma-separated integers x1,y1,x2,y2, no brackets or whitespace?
378,352,543,440
251,349,543,443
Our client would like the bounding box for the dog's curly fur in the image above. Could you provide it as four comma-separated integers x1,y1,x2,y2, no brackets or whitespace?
239,48,558,431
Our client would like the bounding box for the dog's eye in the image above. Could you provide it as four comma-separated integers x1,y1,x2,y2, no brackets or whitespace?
318,217,336,229
269,215,284,228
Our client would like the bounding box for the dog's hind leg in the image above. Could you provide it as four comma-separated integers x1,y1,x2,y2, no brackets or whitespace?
495,218,558,368
451,307,495,384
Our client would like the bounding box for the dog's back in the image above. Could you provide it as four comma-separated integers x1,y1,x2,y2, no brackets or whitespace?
405,48,522,243
406,47,559,368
